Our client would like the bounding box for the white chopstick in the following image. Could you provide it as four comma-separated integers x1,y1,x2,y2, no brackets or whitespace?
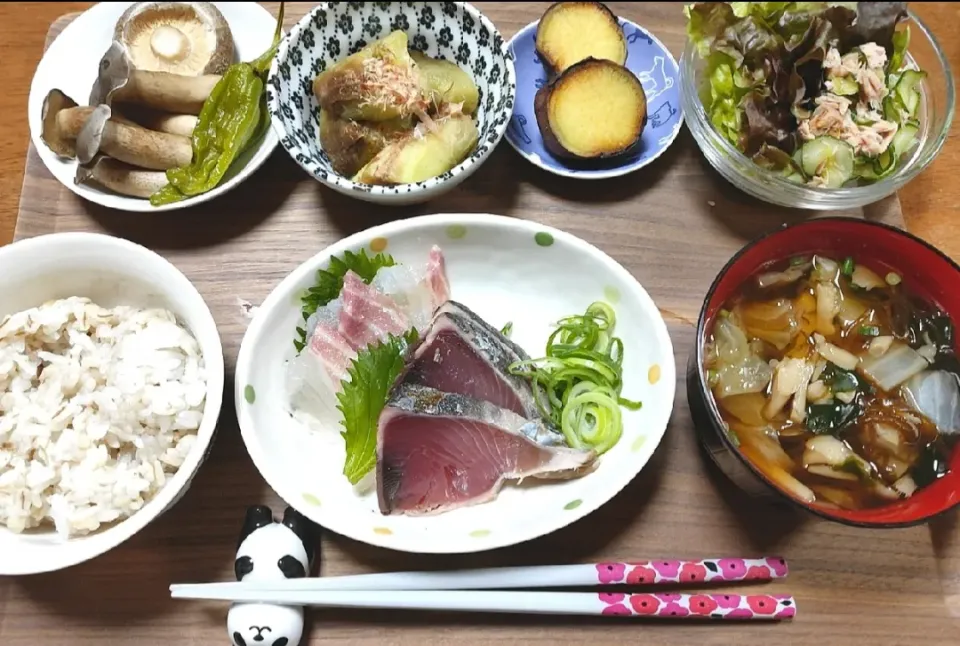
174,564,607,596
170,588,796,620
171,557,786,597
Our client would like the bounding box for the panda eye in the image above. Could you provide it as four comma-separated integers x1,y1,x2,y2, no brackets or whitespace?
233,632,247,646
277,555,306,579
234,556,254,580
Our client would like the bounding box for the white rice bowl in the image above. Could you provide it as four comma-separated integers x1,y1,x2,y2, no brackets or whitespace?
0,232,223,575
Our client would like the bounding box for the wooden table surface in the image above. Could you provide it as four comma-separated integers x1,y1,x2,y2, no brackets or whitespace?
1,2,959,645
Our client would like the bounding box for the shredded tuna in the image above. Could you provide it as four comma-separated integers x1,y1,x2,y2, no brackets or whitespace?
859,42,888,71
857,67,888,108
798,42,897,158
823,47,843,74
840,51,862,76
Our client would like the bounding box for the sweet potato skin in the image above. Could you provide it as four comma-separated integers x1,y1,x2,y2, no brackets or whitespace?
534,57,647,160
535,2,627,75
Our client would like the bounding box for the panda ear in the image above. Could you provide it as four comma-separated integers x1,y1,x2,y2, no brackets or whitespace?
238,505,275,549
282,507,318,564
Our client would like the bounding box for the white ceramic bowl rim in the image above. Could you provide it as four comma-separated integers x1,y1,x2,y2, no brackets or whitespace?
268,2,517,196
0,232,225,575
235,213,676,553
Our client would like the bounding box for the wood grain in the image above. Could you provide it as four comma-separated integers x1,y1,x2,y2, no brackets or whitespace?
1,3,959,646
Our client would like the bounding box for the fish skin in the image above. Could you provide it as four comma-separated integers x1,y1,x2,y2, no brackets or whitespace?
404,299,563,445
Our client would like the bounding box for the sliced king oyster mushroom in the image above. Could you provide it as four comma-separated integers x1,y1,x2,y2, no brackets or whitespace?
76,154,170,198
74,103,193,171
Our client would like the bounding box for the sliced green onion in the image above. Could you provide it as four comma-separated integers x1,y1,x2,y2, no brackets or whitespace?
886,272,902,286
841,257,855,276
859,325,880,337
507,300,639,455
500,321,513,337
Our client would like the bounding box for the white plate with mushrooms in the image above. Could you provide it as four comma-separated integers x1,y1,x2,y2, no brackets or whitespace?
28,1,281,212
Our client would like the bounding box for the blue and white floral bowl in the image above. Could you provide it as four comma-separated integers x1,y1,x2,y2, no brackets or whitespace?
267,2,516,205
505,17,683,180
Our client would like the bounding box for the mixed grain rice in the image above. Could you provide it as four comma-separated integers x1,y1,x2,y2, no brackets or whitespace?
0,297,207,538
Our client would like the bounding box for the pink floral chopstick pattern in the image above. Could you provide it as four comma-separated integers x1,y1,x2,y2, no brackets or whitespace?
598,593,796,619
595,556,788,585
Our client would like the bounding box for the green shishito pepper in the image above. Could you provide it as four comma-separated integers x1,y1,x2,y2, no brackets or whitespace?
150,3,285,206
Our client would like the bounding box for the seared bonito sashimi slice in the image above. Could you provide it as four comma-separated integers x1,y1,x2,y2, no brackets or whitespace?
376,383,595,515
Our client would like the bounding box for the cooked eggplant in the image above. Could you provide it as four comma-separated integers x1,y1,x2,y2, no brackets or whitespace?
319,110,412,177
410,50,479,116
535,2,627,74
313,30,426,122
534,57,647,160
352,113,478,185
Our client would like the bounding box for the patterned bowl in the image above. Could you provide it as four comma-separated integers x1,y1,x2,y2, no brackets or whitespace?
505,17,683,180
267,2,516,205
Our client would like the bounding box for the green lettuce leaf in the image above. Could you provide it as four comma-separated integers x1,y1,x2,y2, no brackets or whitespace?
337,329,418,485
684,2,910,159
295,249,396,351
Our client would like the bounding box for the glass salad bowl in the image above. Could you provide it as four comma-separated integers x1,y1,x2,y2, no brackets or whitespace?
680,9,954,211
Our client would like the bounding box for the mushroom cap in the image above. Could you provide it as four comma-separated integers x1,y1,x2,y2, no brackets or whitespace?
75,104,113,165
113,1,235,76
41,89,80,158
90,41,133,107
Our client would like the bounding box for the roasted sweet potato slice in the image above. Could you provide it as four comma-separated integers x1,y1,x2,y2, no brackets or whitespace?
534,58,647,160
319,110,412,177
535,2,627,74
410,51,479,115
313,30,426,121
352,113,478,185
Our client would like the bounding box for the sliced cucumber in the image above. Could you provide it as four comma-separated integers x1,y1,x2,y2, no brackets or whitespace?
895,69,926,118
854,156,881,181
872,149,896,179
785,172,806,184
891,121,919,157
830,75,860,97
792,147,804,167
800,136,855,188
882,95,903,123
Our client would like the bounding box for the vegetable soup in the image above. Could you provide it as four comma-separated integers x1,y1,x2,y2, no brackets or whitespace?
703,254,959,511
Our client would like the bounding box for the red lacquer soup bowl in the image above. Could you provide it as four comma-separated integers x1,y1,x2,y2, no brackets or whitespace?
687,217,960,527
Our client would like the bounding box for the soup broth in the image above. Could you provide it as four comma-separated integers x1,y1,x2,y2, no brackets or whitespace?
704,254,959,511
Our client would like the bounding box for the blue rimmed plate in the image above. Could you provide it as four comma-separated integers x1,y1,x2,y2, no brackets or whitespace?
505,17,683,179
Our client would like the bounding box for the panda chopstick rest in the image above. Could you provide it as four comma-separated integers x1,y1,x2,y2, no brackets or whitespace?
228,505,319,646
